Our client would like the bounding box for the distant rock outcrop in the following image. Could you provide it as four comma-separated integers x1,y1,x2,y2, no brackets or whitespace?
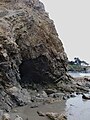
0,0,68,111
68,58,90,72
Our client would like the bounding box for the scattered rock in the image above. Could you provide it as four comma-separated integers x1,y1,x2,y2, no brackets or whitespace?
46,112,59,120
58,114,67,120
12,109,18,113
2,113,11,120
45,98,56,104
70,94,76,98
85,83,90,88
41,91,48,98
82,94,90,100
76,82,83,86
8,87,31,106
76,86,89,92
34,97,44,102
46,112,67,120
36,93,41,97
76,92,82,95
84,77,90,81
63,94,71,100
37,111,45,117
15,115,23,120
30,105,38,108
49,93,64,99
45,89,57,95
63,96,67,100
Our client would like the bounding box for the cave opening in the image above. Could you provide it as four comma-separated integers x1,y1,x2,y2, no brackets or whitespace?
19,55,51,87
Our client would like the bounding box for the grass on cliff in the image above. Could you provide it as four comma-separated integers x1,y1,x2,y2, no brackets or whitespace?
67,64,87,72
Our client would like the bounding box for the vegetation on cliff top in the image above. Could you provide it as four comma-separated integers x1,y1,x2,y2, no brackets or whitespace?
67,57,90,72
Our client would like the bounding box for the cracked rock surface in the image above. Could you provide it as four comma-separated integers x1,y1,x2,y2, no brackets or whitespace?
0,0,67,111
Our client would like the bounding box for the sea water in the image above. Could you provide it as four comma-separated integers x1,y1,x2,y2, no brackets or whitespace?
66,94,90,120
68,72,90,78
66,72,90,120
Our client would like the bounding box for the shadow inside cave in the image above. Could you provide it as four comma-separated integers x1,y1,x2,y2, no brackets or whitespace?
19,55,51,86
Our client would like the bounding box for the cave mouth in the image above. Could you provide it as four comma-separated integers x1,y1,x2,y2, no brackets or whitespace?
19,55,52,87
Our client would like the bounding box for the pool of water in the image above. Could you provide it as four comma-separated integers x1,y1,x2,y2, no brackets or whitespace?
66,94,90,120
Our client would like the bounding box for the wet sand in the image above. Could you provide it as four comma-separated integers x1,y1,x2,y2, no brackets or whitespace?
10,100,66,120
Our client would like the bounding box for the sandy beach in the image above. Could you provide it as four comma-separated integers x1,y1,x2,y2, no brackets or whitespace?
10,100,66,120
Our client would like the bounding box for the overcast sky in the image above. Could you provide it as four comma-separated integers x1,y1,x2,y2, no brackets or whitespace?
40,0,90,64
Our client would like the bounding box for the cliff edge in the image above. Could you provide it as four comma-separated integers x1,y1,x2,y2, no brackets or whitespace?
0,0,68,111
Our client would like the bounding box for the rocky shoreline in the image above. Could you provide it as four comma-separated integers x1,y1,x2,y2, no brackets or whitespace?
0,0,90,120
1,75,90,120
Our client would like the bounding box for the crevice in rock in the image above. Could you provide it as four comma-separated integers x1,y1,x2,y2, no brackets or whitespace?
19,55,53,87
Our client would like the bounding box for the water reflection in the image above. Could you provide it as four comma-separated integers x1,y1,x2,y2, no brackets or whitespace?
66,94,90,120
68,72,90,78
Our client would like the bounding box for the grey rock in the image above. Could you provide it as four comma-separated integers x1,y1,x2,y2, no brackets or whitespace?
41,91,48,98
15,115,23,120
1,113,11,120
30,105,38,108
76,86,89,92
45,89,57,95
46,112,67,120
37,111,45,117
70,94,76,98
35,97,44,102
85,83,90,88
0,0,67,110
82,94,90,100
63,95,69,100
8,87,31,106
49,93,64,99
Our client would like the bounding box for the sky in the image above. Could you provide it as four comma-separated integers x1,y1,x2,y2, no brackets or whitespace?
40,0,90,64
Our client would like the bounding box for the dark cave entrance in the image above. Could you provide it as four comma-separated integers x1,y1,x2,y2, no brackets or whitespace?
19,55,51,86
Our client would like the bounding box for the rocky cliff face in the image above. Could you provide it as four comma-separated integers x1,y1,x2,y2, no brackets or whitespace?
0,0,68,111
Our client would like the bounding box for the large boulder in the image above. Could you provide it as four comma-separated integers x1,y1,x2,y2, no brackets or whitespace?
0,0,68,110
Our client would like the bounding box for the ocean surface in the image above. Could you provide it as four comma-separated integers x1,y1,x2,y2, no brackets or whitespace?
68,72,90,78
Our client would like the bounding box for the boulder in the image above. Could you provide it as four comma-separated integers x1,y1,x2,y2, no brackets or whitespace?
82,94,90,100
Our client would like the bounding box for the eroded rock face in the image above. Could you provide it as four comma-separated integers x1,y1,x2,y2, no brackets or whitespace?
0,0,68,110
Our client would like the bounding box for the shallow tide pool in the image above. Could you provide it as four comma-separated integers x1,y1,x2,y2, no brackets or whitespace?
66,94,90,120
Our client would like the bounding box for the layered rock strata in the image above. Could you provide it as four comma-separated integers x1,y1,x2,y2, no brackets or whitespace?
0,0,67,111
